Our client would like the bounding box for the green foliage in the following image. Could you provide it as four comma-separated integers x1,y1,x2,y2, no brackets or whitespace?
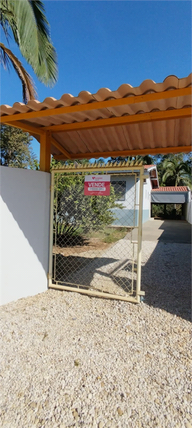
0,0,57,102
110,153,192,190
52,153,191,245
111,154,153,165
56,175,121,233
110,153,191,190
55,223,87,247
53,160,123,235
0,124,37,168
152,204,183,220
90,227,128,243
156,153,192,189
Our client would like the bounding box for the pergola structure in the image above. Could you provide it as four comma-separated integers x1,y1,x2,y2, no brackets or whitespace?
1,73,191,172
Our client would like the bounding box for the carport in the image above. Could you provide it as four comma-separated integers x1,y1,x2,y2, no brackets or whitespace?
0,73,191,304
151,186,191,219
1,73,191,171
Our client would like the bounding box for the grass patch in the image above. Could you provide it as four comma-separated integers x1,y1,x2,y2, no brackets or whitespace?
89,227,128,244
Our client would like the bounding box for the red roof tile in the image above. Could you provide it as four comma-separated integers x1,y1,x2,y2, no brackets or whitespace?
152,186,188,192
144,165,156,169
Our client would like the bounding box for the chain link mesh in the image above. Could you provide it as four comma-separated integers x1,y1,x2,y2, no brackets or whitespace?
52,171,139,298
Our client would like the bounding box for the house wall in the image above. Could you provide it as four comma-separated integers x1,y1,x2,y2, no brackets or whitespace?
111,174,151,227
0,166,50,305
185,198,192,224
141,176,151,223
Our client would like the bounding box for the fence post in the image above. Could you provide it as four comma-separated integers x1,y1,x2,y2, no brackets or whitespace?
48,171,55,288
136,167,144,302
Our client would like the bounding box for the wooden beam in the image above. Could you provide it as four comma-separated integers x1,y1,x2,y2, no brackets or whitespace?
52,164,144,173
51,136,72,159
40,132,51,172
1,87,191,123
1,120,44,135
54,145,192,161
43,107,192,133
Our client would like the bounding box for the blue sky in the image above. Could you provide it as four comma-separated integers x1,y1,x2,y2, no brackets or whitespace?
1,1,191,159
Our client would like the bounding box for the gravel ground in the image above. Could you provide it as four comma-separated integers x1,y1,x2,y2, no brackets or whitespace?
0,241,191,428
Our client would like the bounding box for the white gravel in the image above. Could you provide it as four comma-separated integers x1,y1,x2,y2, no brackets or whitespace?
0,241,191,428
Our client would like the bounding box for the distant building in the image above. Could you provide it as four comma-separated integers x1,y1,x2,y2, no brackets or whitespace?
151,186,192,223
111,165,158,227
111,165,192,226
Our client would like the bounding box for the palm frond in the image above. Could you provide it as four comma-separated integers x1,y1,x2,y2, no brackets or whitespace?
1,0,57,86
0,42,37,103
162,169,173,184
161,156,192,187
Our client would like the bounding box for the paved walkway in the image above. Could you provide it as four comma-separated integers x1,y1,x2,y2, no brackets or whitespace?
141,219,191,244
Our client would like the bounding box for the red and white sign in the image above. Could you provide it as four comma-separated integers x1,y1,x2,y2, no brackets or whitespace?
84,175,110,196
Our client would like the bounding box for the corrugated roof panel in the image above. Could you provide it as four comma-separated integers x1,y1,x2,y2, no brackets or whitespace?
1,73,191,118
1,73,191,159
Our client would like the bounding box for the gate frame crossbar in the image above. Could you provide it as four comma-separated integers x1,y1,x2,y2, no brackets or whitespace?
48,163,146,303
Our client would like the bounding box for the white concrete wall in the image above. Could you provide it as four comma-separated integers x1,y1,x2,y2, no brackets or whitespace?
141,176,151,222
186,199,192,224
111,174,151,226
0,166,50,305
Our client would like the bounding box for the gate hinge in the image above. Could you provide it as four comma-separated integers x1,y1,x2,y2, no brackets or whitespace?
138,290,145,296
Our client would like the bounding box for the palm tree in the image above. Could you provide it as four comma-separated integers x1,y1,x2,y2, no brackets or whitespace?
161,155,192,189
0,0,57,103
110,154,153,165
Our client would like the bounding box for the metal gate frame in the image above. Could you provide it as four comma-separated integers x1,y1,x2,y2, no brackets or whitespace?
48,162,145,303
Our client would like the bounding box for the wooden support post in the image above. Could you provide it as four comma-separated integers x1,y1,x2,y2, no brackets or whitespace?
40,132,51,172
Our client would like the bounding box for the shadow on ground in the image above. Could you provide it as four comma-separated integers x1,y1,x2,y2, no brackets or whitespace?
141,220,191,322
53,253,135,295
52,220,191,321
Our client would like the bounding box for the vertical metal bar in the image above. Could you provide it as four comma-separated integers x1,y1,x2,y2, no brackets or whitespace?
48,171,55,287
131,243,134,294
53,173,58,281
136,167,144,302
131,173,137,293
133,173,137,228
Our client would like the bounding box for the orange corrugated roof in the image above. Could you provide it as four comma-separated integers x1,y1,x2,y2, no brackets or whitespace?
1,74,191,160
152,186,189,192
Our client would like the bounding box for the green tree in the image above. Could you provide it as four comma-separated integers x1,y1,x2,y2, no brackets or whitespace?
0,124,37,168
58,176,119,232
0,0,57,103
110,154,153,165
52,160,123,236
160,154,192,188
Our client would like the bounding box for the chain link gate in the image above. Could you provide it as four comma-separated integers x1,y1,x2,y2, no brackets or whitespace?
48,163,145,303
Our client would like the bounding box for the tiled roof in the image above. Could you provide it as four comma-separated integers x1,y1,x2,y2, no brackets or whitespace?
144,165,156,169
1,74,191,160
152,186,189,192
